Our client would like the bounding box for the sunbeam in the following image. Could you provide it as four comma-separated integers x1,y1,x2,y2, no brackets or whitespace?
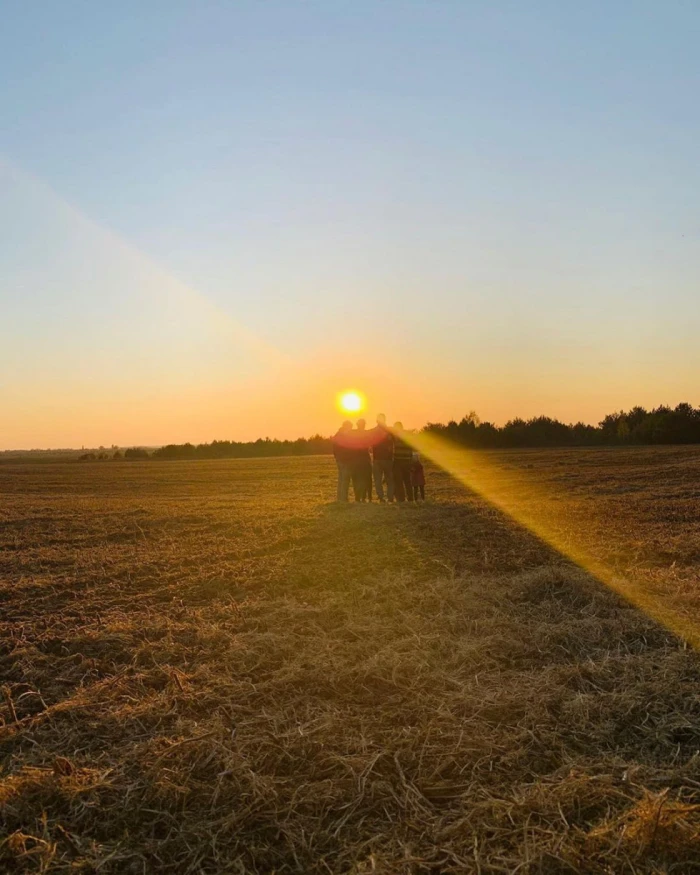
404,429,700,649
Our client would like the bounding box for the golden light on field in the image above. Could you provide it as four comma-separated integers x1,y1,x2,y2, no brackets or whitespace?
405,430,700,650
338,391,364,414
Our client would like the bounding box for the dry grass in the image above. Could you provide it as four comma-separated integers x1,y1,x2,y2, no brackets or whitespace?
2,447,700,873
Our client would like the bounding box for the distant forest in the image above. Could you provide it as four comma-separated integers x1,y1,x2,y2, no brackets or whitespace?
423,403,700,448
99,402,700,461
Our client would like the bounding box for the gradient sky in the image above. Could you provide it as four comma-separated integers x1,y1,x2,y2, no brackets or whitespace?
2,1,699,449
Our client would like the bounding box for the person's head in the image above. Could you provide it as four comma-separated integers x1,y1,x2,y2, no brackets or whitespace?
341,420,353,432
376,413,386,426
393,421,403,432
356,418,366,431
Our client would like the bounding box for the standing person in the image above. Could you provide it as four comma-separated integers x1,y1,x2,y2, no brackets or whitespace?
392,422,414,502
351,419,373,502
411,452,426,502
332,421,353,502
370,413,394,503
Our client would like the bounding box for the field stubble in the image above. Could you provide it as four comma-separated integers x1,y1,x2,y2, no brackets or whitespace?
1,447,700,873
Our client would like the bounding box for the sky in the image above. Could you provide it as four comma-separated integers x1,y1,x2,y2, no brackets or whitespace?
1,0,699,449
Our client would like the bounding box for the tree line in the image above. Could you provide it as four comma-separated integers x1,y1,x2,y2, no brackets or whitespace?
151,436,332,460
89,402,700,461
423,403,700,448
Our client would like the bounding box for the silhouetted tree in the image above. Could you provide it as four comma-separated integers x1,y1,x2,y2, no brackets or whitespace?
421,403,700,450
124,448,150,460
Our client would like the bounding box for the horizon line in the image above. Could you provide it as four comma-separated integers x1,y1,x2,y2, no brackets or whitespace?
2,398,697,454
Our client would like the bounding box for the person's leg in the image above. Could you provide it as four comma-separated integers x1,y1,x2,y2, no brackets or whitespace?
364,463,373,501
355,464,364,501
419,484,425,501
394,462,406,501
404,464,414,501
351,465,362,501
373,461,385,501
385,460,395,502
336,462,347,501
343,464,352,501
413,484,419,501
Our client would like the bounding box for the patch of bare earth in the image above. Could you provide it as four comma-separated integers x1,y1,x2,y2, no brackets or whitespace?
1,449,700,873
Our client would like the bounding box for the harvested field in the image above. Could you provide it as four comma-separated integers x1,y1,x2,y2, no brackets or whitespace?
2,446,700,873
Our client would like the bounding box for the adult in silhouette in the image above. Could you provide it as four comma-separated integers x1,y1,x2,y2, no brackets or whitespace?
391,422,414,502
370,413,394,503
351,419,373,502
332,421,354,502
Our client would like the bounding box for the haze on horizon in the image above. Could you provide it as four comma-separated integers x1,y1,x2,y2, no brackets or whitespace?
2,1,699,451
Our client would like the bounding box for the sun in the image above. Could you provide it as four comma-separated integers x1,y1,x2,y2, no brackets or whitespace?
338,390,364,414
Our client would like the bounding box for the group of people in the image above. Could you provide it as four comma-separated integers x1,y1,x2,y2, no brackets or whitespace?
332,413,426,503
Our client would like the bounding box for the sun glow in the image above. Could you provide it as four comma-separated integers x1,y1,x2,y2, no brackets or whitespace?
338,391,364,414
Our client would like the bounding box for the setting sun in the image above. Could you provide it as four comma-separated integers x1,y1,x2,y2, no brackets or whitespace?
338,391,364,414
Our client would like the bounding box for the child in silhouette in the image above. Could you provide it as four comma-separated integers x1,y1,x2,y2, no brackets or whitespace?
411,453,425,502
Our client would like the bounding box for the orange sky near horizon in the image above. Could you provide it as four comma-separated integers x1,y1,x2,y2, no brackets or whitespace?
2,154,699,451
4,338,698,450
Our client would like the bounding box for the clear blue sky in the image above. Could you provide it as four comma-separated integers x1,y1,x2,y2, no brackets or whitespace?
1,1,699,448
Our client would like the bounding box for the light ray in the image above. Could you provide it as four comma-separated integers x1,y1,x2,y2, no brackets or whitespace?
404,430,700,648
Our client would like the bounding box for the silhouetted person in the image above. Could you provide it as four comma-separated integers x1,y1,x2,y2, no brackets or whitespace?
351,419,373,502
332,420,354,502
370,413,394,502
392,422,414,502
411,452,425,501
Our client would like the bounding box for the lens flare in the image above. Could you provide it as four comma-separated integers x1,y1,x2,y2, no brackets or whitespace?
338,391,364,414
